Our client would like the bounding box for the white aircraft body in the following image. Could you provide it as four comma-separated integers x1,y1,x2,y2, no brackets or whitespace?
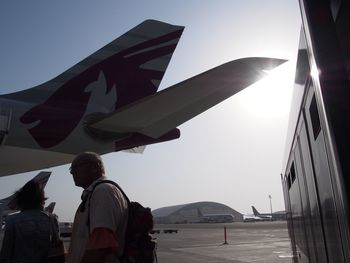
252,206,286,220
243,214,270,222
196,208,234,223
0,20,285,177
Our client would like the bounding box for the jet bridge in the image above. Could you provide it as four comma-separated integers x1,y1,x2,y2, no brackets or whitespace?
282,0,350,262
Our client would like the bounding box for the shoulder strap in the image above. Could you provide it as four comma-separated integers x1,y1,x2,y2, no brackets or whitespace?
86,180,130,231
92,180,130,204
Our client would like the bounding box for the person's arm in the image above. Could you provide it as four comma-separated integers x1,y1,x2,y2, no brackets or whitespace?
0,217,15,263
80,228,119,263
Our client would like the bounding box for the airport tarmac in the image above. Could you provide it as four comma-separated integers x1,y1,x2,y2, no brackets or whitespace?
0,221,294,262
154,221,295,263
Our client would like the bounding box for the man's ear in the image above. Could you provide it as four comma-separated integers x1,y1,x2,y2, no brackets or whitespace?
91,164,101,176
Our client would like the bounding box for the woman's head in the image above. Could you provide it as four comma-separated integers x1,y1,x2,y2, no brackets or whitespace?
16,180,47,210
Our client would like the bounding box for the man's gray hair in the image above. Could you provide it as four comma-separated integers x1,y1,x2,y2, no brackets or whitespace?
76,152,105,175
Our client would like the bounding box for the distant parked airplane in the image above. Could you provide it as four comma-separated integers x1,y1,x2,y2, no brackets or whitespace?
252,206,273,219
196,208,234,223
252,206,286,221
44,202,56,213
243,214,266,222
0,19,285,177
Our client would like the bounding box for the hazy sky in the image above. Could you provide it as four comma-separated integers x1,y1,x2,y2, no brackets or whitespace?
0,1,301,221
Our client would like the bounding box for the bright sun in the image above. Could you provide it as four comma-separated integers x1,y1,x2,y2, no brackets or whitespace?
235,61,295,119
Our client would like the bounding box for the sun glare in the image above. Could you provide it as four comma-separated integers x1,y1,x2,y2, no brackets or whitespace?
310,64,320,79
235,61,295,119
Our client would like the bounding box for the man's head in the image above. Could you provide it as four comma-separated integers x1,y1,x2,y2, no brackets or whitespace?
70,152,105,188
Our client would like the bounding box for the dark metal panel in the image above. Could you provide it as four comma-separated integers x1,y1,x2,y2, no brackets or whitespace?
282,172,298,262
300,2,350,259
334,1,350,78
298,116,328,262
294,135,317,262
304,88,344,262
289,157,309,261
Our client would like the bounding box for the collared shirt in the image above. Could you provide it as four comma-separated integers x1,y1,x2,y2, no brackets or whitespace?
67,177,128,263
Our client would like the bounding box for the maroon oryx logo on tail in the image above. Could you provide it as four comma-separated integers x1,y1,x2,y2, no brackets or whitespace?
20,29,183,148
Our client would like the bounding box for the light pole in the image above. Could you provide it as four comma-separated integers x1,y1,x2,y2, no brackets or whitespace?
269,195,273,221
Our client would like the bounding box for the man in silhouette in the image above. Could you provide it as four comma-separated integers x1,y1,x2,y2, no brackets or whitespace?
67,152,128,263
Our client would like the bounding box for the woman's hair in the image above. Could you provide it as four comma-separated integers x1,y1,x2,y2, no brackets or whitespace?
16,180,47,210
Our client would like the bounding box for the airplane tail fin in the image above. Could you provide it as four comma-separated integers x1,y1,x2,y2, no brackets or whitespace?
2,20,184,105
197,208,204,217
252,206,260,216
3,20,184,149
44,202,56,213
32,171,51,190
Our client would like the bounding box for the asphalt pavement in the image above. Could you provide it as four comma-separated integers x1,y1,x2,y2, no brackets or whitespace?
154,221,295,263
0,221,295,262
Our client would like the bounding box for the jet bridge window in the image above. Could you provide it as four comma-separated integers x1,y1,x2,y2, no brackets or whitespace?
290,162,296,185
287,173,292,189
309,95,321,140
287,162,296,189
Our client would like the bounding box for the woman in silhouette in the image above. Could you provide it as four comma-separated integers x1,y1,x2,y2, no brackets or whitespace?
0,180,62,263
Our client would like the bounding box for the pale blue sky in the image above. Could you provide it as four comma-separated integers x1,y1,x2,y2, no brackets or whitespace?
0,1,301,221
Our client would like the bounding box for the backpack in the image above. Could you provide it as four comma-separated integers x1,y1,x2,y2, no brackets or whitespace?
88,180,157,263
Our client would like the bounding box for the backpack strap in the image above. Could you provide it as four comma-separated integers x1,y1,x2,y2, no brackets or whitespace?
92,180,130,203
86,179,130,232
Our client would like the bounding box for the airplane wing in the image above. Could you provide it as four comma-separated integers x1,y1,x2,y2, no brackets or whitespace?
89,57,286,138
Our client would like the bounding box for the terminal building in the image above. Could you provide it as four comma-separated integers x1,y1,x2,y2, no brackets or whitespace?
152,201,243,224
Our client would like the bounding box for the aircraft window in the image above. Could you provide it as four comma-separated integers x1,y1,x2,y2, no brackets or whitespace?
290,162,296,184
309,95,321,140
